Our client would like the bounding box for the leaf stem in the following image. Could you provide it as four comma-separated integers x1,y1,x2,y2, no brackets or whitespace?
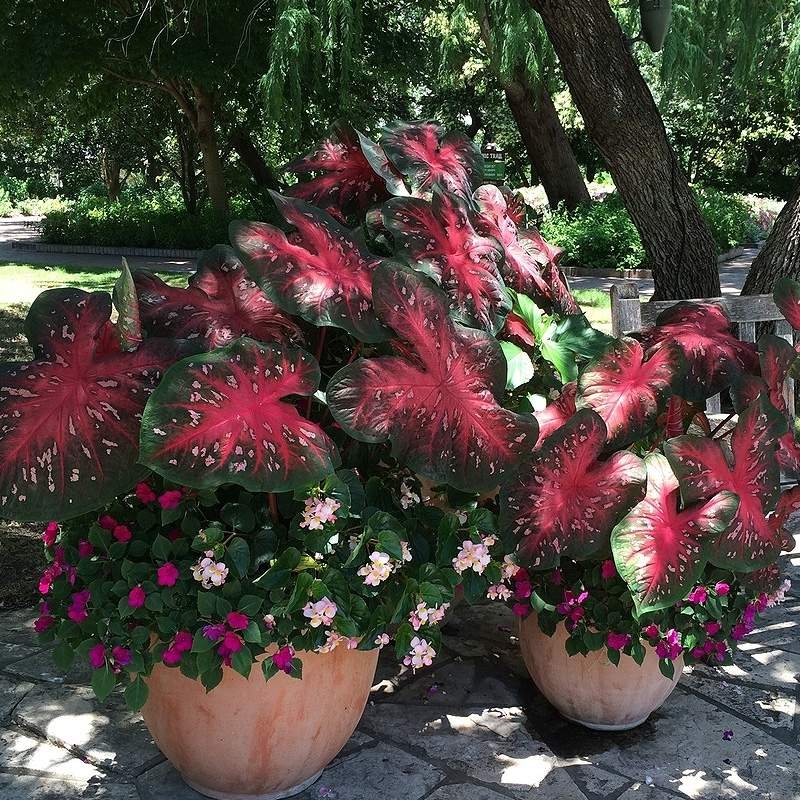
710,412,735,438
268,493,279,523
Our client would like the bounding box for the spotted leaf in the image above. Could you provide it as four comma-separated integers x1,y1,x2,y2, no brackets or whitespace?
533,382,577,443
112,258,142,351
383,187,510,333
774,277,800,330
640,302,759,402
577,337,683,448
381,120,483,197
232,193,389,343
611,453,740,614
664,398,789,569
0,289,189,521
326,264,537,493
140,337,338,492
501,409,646,569
134,245,302,349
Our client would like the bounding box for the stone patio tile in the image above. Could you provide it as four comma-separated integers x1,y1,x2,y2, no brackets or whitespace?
563,764,630,798
681,672,796,731
136,760,202,800
0,607,39,646
0,727,103,782
443,602,519,656
13,683,161,776
0,676,33,723
0,772,138,800
617,785,673,799
588,687,800,799
362,703,586,798
425,783,509,800
690,641,800,690
4,646,92,685
0,640,39,669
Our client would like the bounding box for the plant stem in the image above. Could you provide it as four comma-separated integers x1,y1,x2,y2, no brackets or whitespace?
710,412,735,438
268,493,278,523
305,328,328,418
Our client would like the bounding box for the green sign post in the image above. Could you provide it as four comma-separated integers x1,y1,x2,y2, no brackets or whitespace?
482,148,506,183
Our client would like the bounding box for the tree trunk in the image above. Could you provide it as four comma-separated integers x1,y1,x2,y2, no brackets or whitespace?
741,178,800,295
504,71,590,211
193,84,229,217
101,151,121,203
528,0,720,300
230,129,280,190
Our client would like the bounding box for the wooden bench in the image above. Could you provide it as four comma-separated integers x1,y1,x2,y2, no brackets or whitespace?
610,282,795,415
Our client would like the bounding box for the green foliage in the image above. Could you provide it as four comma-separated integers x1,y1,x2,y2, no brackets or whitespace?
0,188,12,218
693,186,761,251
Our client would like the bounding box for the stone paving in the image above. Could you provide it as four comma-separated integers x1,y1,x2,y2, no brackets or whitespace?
0,545,797,800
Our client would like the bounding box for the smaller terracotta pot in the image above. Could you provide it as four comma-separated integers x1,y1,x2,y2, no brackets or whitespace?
519,613,682,731
142,645,378,800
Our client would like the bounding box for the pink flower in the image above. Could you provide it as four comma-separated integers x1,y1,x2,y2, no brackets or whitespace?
173,631,193,653
601,559,617,580
514,580,532,600
690,646,706,659
655,628,682,661
705,621,721,636
731,622,748,640
687,586,708,604
158,489,183,510
34,615,54,633
42,522,59,548
203,624,226,642
218,631,243,663
606,632,631,651
157,562,180,587
112,646,132,666
512,602,529,617
226,611,249,631
99,515,117,531
714,581,730,596
556,590,588,619
272,645,294,674
88,643,106,669
643,624,660,640
128,586,146,608
77,540,94,558
135,482,158,504
113,524,132,544
162,647,182,666
67,589,91,623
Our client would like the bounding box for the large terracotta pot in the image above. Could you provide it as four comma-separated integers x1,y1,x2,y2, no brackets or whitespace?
142,646,379,800
519,613,682,731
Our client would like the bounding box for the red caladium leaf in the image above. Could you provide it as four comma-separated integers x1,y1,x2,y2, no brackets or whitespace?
232,193,389,343
577,337,684,448
0,289,189,522
501,409,646,569
736,562,784,595
773,276,800,330
134,245,303,349
640,302,760,401
284,121,405,218
663,398,789,569
140,337,338,492
381,120,483,197
326,264,537,492
533,382,577,443
382,187,510,333
611,453,740,614
502,311,537,350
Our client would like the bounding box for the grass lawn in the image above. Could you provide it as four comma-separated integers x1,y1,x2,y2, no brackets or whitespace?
572,288,611,331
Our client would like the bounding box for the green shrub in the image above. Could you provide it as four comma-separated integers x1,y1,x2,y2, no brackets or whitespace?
540,194,646,271
693,187,761,251
0,175,30,205
0,188,13,218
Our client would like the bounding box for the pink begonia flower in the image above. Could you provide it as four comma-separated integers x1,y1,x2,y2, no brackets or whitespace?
600,560,617,580
687,586,708,604
705,621,722,636
98,515,117,531
158,489,183,510
302,597,338,628
203,623,226,642
655,628,682,661
731,622,748,640
501,556,521,581
549,568,563,586
77,540,94,558
112,646,132,666
299,496,341,530
135,482,158,504
714,581,730,596
487,584,512,601
263,614,276,630
128,586,146,608
162,647,183,666
157,562,180,587
556,590,589,626
173,631,193,653
374,633,390,648
403,637,436,670
643,624,660,640
88,643,106,669
606,632,631,651
226,611,249,631
42,521,59,548
272,645,294,674
358,551,393,586
452,540,490,575
690,646,706,659
34,614,54,632
113,524,132,544
512,602,529,617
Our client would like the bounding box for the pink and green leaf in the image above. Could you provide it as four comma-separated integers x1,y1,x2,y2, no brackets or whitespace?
134,245,303,349
533,382,577,444
611,453,739,614
0,289,189,521
501,409,646,569
577,337,683,447
140,337,338,492
326,264,537,492
112,258,142,352
774,276,800,331
232,193,389,343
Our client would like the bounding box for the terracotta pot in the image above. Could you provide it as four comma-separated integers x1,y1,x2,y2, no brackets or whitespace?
519,613,682,731
142,646,379,800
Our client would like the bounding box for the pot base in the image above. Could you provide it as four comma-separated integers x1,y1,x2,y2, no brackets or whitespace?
561,712,651,732
184,769,323,800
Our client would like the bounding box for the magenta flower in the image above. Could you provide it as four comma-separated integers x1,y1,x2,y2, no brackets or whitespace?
112,646,132,666
226,611,249,631
88,643,106,669
704,621,721,636
162,647,182,666
158,489,183,510
128,586,146,608
600,559,617,580
606,632,631,651
157,562,180,587
714,581,730,596
686,586,708,604
203,623,226,642
34,614,54,632
550,569,563,586
166,528,183,542
113,524,132,544
99,515,117,531
643,624,659,640
731,622,748,640
655,628,682,661
722,729,734,741
135,482,158,504
67,589,91,623
77,540,94,558
173,631,193,653
512,602,529,617
42,521,59,548
690,646,706,659
514,579,532,600
272,645,294,674
218,632,244,665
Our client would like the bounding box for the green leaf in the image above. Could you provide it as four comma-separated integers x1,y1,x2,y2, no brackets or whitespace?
227,537,251,579
606,647,621,666
511,291,547,339
564,636,580,656
631,640,646,666
551,314,613,360
91,665,117,702
336,469,365,515
192,629,217,653
500,341,535,390
243,621,263,644
201,666,223,692
151,535,172,562
262,658,279,681
540,339,578,383
253,547,302,588
197,591,217,618
221,502,256,533
285,572,314,613
231,647,254,678
52,641,74,672
124,676,149,711
238,594,263,617
376,529,403,561
460,570,485,604
659,658,675,680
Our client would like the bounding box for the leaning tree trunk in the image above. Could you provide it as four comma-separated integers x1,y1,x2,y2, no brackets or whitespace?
504,70,590,211
230,129,280,190
528,0,720,299
193,84,229,218
741,178,800,295
101,150,122,203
